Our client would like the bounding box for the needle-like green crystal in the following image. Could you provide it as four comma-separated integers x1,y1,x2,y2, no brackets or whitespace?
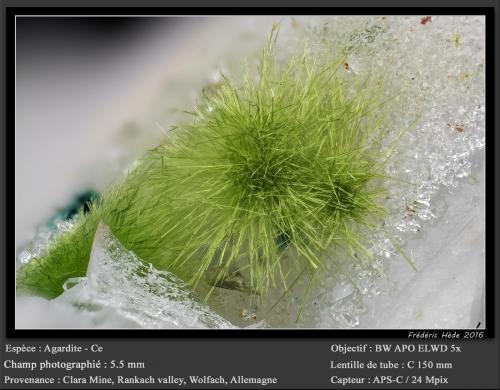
17,26,394,302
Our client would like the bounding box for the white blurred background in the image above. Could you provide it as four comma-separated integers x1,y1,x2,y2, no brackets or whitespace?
15,16,277,249
15,16,485,329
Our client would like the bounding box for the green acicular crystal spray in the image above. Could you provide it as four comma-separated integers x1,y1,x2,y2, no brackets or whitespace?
17,26,397,306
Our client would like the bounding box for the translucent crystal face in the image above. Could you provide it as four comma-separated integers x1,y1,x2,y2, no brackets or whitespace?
16,16,485,329
57,223,235,329
283,15,486,329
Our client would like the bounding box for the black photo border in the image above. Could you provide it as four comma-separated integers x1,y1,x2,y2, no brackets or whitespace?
4,6,497,339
